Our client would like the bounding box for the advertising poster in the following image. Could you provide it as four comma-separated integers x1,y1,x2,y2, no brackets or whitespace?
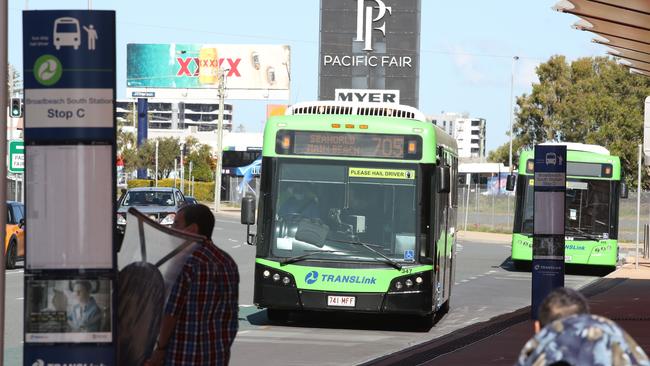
25,277,112,343
126,43,290,100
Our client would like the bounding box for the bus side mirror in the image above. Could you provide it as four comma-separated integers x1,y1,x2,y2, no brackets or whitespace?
437,166,451,193
506,175,516,191
241,195,256,225
620,183,628,199
241,195,257,245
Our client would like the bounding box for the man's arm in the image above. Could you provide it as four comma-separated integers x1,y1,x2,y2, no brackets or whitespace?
144,315,177,366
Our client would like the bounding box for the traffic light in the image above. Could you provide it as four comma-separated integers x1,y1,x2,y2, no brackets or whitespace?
10,98,22,118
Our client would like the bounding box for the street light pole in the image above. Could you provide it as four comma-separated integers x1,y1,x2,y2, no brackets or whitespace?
180,143,184,194
508,56,519,173
214,68,228,212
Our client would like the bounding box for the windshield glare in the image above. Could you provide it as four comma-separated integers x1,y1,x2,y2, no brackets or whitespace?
518,177,611,237
272,161,418,262
122,191,175,207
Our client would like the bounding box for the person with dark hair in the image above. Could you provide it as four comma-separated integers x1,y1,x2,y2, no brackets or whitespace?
175,203,215,237
516,314,650,366
535,287,590,332
145,204,239,366
68,280,101,332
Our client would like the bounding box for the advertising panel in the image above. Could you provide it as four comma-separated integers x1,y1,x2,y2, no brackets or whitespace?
127,44,290,100
319,0,421,107
25,276,112,343
26,145,113,269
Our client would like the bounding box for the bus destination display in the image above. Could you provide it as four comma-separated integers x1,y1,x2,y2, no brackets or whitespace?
288,131,420,159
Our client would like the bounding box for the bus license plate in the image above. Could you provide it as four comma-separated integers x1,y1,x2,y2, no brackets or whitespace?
327,296,356,307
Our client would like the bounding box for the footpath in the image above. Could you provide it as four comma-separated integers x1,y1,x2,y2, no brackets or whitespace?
368,232,650,365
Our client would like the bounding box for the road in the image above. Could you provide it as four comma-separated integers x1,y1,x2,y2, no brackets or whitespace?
3,212,602,365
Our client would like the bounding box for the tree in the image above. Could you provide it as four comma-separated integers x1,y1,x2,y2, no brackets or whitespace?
185,141,215,182
489,55,650,187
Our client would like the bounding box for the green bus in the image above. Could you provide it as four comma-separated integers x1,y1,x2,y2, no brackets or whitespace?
510,143,627,269
241,101,458,323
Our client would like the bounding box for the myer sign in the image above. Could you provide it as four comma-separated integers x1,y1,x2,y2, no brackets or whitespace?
319,0,421,108
335,88,400,103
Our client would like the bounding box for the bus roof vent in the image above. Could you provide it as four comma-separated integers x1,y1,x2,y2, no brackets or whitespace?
540,142,610,155
287,101,426,121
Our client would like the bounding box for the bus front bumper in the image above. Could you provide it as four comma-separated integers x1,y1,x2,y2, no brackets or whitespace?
255,284,433,316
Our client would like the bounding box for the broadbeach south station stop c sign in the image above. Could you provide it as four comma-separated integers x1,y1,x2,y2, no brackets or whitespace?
24,11,114,137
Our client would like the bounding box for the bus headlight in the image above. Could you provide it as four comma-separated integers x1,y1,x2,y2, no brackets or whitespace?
389,272,431,293
256,264,297,288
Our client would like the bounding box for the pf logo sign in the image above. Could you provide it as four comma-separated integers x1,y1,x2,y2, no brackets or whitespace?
355,0,392,51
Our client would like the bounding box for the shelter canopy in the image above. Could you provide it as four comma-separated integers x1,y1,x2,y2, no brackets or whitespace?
554,0,650,76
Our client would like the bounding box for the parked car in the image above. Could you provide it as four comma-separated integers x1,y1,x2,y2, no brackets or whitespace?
5,201,25,269
184,196,198,205
116,187,187,234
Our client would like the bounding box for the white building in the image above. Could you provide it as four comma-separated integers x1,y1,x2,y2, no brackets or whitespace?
116,99,234,132
428,112,486,159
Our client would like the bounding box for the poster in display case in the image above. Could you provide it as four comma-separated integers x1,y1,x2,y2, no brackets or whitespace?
25,277,112,343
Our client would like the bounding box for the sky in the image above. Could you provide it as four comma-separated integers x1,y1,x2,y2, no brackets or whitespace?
8,0,607,153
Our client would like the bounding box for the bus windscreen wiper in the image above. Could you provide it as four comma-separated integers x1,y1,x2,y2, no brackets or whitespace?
328,238,403,270
280,250,349,266
565,227,601,241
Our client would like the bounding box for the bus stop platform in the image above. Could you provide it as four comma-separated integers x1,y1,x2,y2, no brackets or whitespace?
367,257,650,366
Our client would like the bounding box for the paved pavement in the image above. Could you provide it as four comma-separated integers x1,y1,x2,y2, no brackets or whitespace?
367,252,650,365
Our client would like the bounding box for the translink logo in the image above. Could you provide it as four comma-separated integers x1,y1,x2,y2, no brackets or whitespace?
303,271,376,285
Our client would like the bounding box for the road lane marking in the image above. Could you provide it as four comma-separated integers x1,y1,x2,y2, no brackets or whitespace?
228,238,238,242
6,269,24,274
232,245,242,248
16,297,23,300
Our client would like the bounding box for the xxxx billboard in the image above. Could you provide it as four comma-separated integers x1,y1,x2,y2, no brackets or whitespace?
126,43,290,100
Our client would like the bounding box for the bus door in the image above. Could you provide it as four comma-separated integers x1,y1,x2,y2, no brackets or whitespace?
433,162,449,307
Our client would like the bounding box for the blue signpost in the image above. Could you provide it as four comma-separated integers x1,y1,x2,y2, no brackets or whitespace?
23,10,116,365
531,145,567,320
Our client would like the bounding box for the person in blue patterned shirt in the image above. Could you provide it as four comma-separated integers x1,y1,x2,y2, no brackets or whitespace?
145,204,239,366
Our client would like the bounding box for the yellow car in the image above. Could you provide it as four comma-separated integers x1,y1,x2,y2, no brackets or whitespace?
5,201,24,269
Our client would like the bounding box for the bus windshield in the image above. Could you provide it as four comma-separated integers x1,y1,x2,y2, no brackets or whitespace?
271,160,418,263
516,176,612,237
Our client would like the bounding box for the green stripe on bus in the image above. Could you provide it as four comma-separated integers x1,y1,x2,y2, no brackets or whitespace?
256,258,433,293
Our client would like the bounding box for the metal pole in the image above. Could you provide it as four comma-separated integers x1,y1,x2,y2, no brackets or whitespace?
155,140,159,187
214,68,227,212
636,144,642,269
188,161,193,191
191,176,195,197
508,56,519,174
464,182,470,231
180,143,184,194
174,159,177,188
0,0,9,360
